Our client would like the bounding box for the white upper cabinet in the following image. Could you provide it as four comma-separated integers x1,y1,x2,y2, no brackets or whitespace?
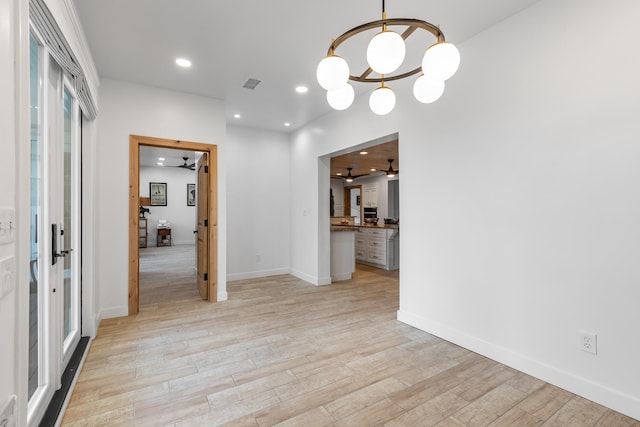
362,183,378,208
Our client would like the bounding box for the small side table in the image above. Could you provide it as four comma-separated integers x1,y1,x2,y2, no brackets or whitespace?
157,227,172,247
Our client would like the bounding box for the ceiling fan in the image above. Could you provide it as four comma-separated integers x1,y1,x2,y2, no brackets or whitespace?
331,167,366,182
173,156,195,171
385,159,399,177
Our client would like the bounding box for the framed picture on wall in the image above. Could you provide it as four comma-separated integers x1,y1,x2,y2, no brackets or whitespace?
150,182,167,206
187,183,196,206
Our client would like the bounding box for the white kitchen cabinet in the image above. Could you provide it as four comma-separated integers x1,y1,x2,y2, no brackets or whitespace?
355,227,399,270
362,183,378,208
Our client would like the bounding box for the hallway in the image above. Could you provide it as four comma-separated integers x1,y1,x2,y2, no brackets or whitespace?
139,244,200,307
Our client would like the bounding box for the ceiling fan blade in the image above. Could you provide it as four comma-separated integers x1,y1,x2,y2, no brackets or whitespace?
170,156,196,170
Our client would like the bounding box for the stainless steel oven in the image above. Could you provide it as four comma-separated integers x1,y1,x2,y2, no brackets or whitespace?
363,207,378,218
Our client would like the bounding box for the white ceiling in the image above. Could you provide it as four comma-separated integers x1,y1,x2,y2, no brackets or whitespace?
73,0,540,133
139,146,202,169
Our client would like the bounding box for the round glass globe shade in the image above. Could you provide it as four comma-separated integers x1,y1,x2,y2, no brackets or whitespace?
413,74,445,104
369,86,396,115
421,42,460,81
316,55,350,91
327,83,355,110
366,30,406,75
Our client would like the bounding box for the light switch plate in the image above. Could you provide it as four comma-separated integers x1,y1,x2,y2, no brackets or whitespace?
0,257,16,300
0,208,16,245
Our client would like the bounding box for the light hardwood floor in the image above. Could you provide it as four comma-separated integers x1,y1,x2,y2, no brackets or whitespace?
62,245,639,426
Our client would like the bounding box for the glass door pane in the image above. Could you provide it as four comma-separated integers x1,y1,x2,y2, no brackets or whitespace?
28,32,41,401
63,88,72,339
62,85,79,360
28,34,58,427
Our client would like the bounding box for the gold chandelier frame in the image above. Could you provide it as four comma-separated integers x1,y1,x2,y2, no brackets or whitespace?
326,18,448,84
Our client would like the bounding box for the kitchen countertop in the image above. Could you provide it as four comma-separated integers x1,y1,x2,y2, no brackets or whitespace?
331,223,399,231
359,223,399,229
330,225,358,232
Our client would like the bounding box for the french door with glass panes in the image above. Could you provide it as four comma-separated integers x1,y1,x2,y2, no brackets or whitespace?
28,31,81,426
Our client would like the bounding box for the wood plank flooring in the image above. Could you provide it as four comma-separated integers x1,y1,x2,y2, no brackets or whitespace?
62,245,639,426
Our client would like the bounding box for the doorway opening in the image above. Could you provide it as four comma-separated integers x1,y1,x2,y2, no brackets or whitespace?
326,132,400,281
137,146,203,308
128,135,218,315
343,185,363,224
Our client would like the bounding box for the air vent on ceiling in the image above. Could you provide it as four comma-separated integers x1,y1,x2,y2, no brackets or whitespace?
242,78,261,90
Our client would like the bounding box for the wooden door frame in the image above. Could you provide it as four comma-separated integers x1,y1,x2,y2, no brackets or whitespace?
128,135,218,315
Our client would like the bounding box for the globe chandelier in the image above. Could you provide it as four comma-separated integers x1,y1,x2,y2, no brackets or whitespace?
316,0,460,115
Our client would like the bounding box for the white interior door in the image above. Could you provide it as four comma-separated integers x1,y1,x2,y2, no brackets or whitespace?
27,32,81,426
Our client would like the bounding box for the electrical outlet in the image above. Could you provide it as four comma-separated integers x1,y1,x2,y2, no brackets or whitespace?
580,331,597,355
0,395,16,427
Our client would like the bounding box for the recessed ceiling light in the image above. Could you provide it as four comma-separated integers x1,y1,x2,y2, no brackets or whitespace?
157,162,164,166
336,172,342,176
370,168,376,171
284,122,291,127
360,151,368,155
175,58,192,68
234,114,241,119
295,86,308,94
158,157,165,161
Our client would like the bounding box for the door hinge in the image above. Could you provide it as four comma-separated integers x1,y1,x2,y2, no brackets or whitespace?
204,219,208,227
204,273,208,281
204,166,209,173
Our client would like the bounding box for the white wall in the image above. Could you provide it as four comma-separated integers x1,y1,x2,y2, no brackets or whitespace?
140,166,197,246
81,119,99,337
0,0,17,413
94,79,227,318
291,94,398,285
330,178,344,216
226,125,290,280
290,0,640,419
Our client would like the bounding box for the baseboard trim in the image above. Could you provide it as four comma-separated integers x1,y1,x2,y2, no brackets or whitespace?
290,269,331,286
331,272,352,282
99,305,128,320
82,313,98,338
226,268,333,287
397,309,640,421
317,276,332,286
227,268,291,281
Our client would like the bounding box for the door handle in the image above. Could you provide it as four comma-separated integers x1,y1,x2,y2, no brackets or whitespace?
52,224,58,265
53,248,72,258
52,224,73,264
